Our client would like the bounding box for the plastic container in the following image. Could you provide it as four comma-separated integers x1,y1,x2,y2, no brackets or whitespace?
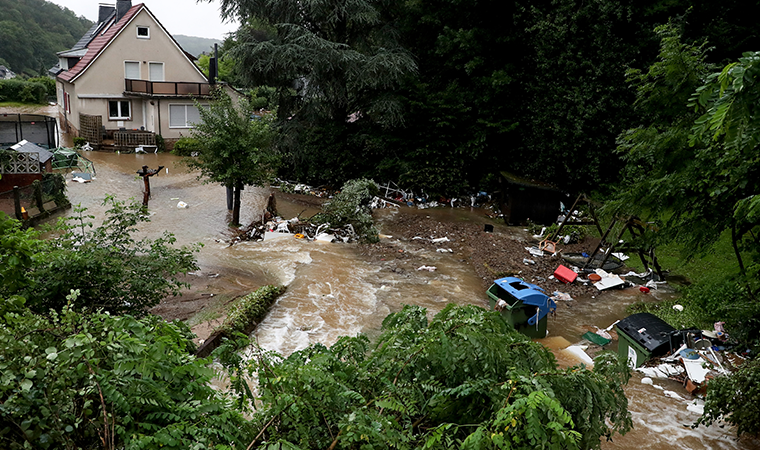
554,265,577,283
487,277,556,339
616,313,679,368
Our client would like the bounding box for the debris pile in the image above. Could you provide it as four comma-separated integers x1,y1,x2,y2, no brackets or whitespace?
630,319,740,397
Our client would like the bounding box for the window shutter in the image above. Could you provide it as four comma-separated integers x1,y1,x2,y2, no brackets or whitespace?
125,62,140,79
186,106,201,126
169,105,185,127
149,63,164,82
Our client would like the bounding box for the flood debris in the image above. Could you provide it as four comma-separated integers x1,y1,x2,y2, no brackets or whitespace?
551,291,573,301
487,277,557,339
592,269,625,290
614,312,745,400
71,172,92,183
554,265,577,283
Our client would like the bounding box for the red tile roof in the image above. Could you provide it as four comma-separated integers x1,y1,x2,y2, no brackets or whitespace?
58,4,144,83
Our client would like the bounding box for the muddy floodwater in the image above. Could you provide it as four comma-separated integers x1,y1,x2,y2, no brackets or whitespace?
55,151,758,450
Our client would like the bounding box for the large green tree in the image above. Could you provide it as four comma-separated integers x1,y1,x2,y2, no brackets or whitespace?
614,31,760,439
230,304,632,449
184,90,280,226
219,0,417,185
613,23,714,237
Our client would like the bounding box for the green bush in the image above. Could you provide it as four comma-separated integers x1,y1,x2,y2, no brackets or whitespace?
311,178,380,243
220,285,285,335
171,136,201,156
230,304,632,448
72,136,87,148
0,79,47,104
1,197,200,315
155,134,166,153
26,76,55,97
0,303,253,449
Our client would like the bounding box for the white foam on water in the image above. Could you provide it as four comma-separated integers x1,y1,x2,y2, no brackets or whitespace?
229,239,314,286
252,246,381,357
603,377,752,450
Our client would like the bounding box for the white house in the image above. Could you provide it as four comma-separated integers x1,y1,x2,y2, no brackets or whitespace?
54,1,227,149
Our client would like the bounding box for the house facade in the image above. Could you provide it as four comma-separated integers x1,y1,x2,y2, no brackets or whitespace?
54,1,219,149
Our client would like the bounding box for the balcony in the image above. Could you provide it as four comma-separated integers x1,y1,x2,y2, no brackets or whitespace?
124,79,211,97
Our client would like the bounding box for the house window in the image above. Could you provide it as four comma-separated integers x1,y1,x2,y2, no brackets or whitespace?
108,100,131,120
169,104,203,128
125,61,140,79
64,92,71,114
149,62,164,81
137,26,150,39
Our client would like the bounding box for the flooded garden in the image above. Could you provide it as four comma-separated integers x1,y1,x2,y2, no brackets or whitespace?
53,151,758,450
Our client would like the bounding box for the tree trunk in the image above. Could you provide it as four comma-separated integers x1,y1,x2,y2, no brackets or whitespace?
232,184,242,226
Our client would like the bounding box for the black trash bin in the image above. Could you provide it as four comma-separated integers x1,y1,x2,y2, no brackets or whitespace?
616,313,680,368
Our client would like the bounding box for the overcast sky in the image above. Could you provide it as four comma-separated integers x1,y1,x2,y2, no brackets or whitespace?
51,0,239,40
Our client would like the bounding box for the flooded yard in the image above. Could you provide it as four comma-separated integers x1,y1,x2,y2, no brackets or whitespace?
53,150,758,450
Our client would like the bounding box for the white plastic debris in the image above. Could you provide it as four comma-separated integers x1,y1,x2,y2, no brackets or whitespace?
552,291,573,301
641,377,654,385
431,237,450,243
563,345,595,367
687,400,705,415
673,304,684,312
646,280,661,289
682,357,711,383
636,363,685,379
622,269,651,277
315,233,335,242
612,252,630,261
523,258,536,265
525,246,545,257
663,390,683,400
177,201,188,208
416,265,437,272
595,329,612,340
436,248,453,253
593,269,625,290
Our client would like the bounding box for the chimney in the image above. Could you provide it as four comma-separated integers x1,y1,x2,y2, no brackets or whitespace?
98,3,115,23
209,44,218,85
116,0,132,22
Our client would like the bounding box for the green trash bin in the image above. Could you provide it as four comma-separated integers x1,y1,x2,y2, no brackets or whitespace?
615,313,679,368
487,277,556,339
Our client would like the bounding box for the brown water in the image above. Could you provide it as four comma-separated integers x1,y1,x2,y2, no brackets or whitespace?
56,151,758,450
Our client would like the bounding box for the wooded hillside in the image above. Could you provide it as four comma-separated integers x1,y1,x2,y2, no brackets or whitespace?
0,0,92,76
